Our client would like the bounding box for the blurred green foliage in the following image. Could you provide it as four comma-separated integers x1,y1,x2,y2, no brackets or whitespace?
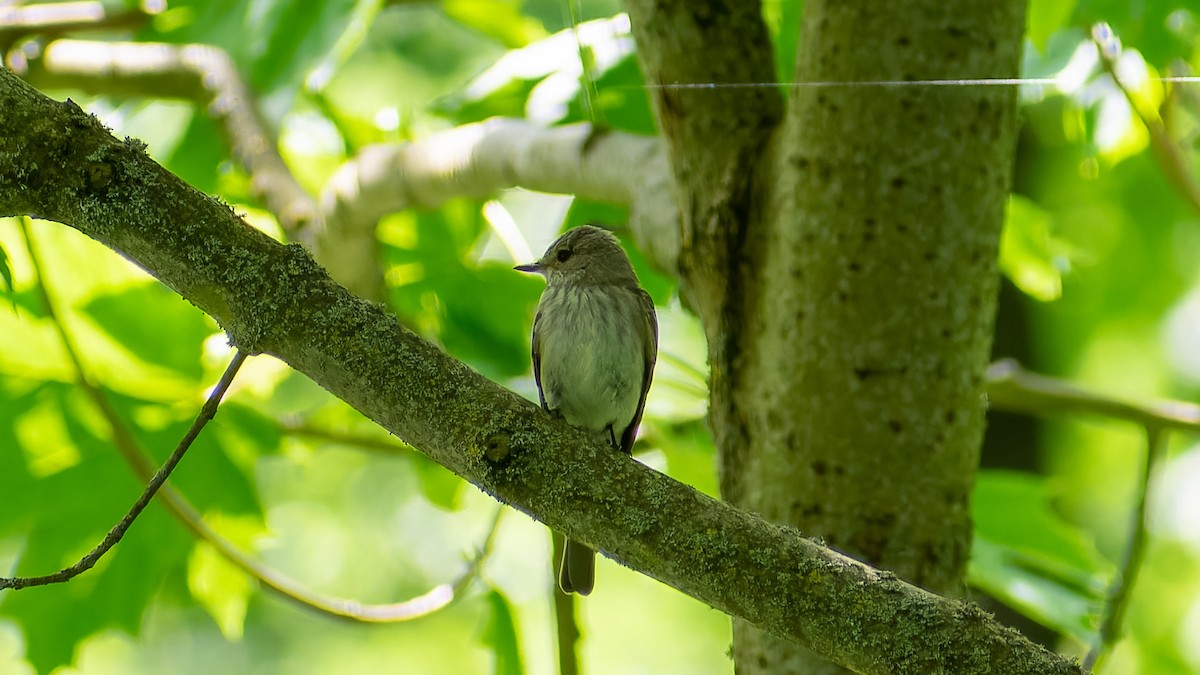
2,0,1200,673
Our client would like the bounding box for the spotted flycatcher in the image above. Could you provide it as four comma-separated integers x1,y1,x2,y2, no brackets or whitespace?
515,225,658,596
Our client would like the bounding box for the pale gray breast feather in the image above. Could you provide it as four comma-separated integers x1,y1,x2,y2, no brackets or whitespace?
536,284,646,432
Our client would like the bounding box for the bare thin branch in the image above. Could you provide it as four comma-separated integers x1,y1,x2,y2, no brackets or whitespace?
5,220,493,620
985,359,1200,432
1091,23,1200,217
1083,425,1167,670
0,69,1086,674
16,39,318,237
317,119,678,297
0,1,152,52
0,326,247,591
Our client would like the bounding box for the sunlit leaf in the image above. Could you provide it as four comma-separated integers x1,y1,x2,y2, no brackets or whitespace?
999,195,1073,301
81,283,213,382
3,456,190,671
187,515,263,640
443,0,547,49
480,589,524,675
448,14,634,124
0,243,14,304
969,470,1111,640
1026,0,1079,50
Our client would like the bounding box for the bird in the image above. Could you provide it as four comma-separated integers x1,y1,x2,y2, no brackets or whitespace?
515,224,658,595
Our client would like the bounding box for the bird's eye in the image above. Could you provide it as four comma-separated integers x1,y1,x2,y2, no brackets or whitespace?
556,248,573,263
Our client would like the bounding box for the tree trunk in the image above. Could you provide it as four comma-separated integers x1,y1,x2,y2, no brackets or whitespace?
630,1,1029,672
729,2,1028,672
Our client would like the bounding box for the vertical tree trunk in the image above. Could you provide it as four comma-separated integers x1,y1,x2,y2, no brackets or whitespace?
722,2,1027,672
625,0,1025,671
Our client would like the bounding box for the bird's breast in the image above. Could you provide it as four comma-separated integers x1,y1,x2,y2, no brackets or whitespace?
537,285,645,434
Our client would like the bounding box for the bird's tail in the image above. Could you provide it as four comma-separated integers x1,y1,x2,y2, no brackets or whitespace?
559,539,596,595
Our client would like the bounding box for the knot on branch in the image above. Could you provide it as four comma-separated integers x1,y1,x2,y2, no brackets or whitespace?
483,432,513,467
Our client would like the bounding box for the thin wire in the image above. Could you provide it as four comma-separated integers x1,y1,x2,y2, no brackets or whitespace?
634,76,1200,90
565,0,598,124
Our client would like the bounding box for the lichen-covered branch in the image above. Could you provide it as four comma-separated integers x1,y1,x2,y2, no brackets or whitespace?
0,66,1083,675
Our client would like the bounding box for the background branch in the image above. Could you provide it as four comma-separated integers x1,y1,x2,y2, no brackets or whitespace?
317,119,678,297
1083,425,1166,670
0,66,1085,675
15,38,318,238
1091,23,1200,217
985,359,1200,431
8,217,494,620
16,38,679,299
0,1,153,53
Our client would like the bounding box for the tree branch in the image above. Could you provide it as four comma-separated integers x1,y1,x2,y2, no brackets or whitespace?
317,119,678,297
15,39,680,298
0,1,152,52
0,67,1083,675
0,346,247,590
985,359,1200,432
11,218,493,621
1090,23,1200,217
1083,425,1165,670
15,38,319,237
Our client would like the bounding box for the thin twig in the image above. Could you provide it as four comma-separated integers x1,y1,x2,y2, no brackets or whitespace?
281,421,413,456
0,1,153,52
1091,22,1200,217
551,531,581,675
4,219,499,620
985,359,1200,432
15,39,318,237
1082,425,1167,670
0,341,247,590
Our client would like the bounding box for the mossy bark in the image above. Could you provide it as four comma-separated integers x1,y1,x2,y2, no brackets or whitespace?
625,0,1027,672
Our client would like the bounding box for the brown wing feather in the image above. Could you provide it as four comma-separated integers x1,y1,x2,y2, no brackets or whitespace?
531,306,549,412
619,289,657,455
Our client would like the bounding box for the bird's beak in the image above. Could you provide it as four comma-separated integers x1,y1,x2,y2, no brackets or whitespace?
514,262,543,274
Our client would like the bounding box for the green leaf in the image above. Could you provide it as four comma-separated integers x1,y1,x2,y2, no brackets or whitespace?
147,0,382,101
447,14,634,127
187,515,263,639
383,206,535,379
413,453,466,511
1026,0,1079,50
999,195,1072,301
762,0,804,85
4,453,191,672
480,589,524,675
161,113,225,196
969,470,1112,640
443,0,547,49
0,242,14,303
564,53,657,134
80,282,213,382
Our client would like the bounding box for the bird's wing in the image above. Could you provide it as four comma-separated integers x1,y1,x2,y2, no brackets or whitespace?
620,289,658,455
531,304,549,412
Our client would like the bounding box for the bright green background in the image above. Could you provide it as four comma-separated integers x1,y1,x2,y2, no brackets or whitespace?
3,0,1200,673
